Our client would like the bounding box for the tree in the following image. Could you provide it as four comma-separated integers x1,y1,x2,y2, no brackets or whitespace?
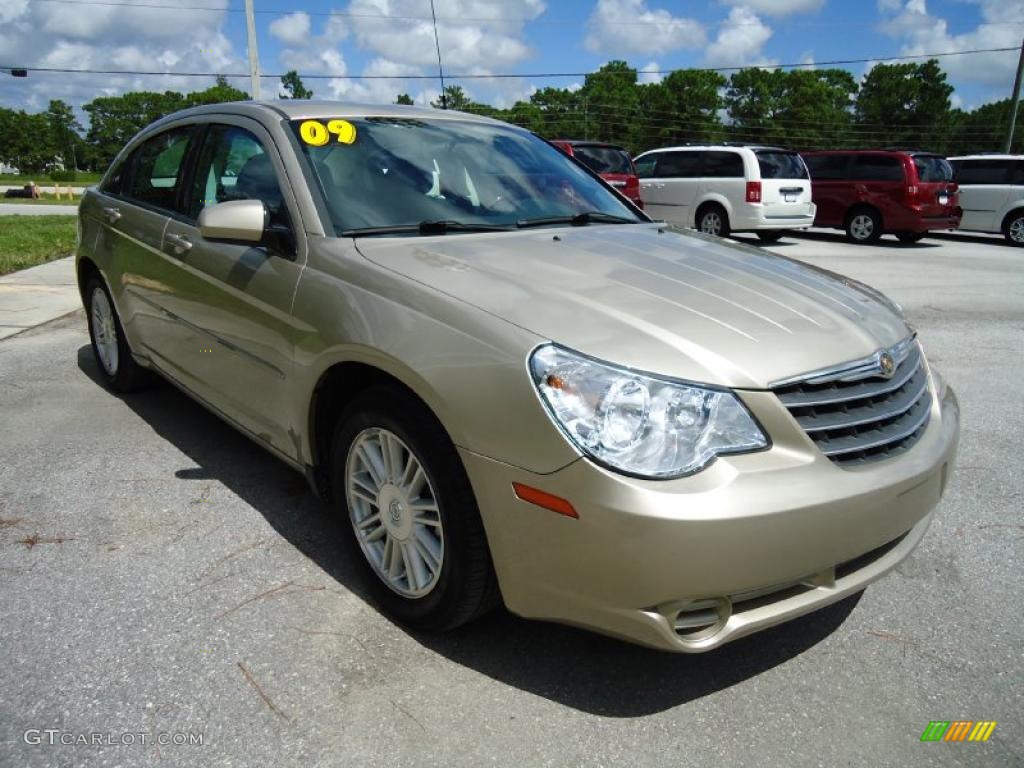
947,99,1021,155
527,87,586,139
579,61,641,149
395,93,414,105
83,91,186,168
856,59,953,151
431,85,472,110
45,100,83,170
189,75,249,106
636,69,727,151
280,70,314,100
724,68,790,145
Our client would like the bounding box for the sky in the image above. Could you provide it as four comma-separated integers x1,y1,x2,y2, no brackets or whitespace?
1,0,1023,120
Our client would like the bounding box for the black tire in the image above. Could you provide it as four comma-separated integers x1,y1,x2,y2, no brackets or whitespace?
330,387,499,631
845,207,883,244
84,276,150,392
1003,210,1024,246
896,231,925,244
756,230,785,243
697,204,731,238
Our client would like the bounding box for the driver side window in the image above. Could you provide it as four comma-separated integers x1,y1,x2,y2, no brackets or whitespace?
189,125,287,226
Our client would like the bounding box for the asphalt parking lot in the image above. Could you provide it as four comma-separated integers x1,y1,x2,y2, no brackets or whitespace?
1,228,1021,767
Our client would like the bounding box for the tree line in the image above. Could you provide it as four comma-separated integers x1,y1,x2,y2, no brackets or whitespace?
0,60,1019,177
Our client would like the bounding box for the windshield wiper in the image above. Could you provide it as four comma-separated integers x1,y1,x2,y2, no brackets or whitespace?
515,211,638,229
341,220,516,237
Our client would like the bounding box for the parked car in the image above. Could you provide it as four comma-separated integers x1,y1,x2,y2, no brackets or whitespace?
801,150,961,244
77,102,959,653
550,140,643,208
948,154,1024,245
632,145,816,241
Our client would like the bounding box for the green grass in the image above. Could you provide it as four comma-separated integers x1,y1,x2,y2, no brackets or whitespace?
0,216,78,276
0,173,101,187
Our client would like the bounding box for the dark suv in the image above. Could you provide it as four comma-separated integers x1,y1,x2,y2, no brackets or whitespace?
801,150,961,243
550,140,643,208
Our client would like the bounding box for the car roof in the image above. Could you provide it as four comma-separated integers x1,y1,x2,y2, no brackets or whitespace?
948,154,1024,161
801,149,943,157
637,145,785,154
552,140,629,150
150,99,504,126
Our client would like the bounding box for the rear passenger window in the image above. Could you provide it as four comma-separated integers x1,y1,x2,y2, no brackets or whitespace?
803,154,849,180
702,151,744,178
1013,162,1024,186
125,126,194,212
851,155,904,182
656,152,702,178
956,160,1011,185
633,155,657,178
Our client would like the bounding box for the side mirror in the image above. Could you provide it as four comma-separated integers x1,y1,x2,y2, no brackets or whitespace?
198,199,267,242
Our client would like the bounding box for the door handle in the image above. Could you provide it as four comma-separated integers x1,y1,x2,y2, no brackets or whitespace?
102,206,121,223
165,233,193,254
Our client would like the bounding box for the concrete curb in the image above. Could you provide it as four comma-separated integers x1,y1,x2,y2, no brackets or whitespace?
0,256,81,341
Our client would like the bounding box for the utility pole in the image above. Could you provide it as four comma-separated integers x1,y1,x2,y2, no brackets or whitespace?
1005,37,1024,153
429,0,446,108
245,0,261,100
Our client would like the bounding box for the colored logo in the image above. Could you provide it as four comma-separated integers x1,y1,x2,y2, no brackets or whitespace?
920,721,997,742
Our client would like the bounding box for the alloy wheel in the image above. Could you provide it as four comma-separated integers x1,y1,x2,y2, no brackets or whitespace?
700,211,723,236
90,286,119,375
1009,217,1024,244
345,427,444,598
850,214,875,241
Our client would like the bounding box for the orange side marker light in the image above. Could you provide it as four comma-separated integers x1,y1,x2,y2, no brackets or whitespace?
512,483,578,519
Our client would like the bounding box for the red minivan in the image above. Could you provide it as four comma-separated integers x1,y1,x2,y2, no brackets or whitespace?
550,140,643,208
801,150,961,243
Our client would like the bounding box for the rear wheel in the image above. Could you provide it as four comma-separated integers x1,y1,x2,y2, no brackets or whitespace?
697,204,730,238
756,230,785,243
330,388,499,630
896,231,925,244
85,276,149,392
1004,210,1024,246
845,208,882,244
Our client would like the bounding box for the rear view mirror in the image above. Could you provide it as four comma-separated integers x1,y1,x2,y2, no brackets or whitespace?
198,199,267,242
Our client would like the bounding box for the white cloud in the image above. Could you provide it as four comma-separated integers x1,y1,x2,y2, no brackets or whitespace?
722,0,824,15
584,0,704,55
879,0,1024,87
0,0,246,116
638,61,663,84
705,6,775,68
269,12,312,46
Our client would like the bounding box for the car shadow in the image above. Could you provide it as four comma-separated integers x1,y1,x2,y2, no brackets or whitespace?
788,230,941,249
77,345,863,717
928,231,1015,248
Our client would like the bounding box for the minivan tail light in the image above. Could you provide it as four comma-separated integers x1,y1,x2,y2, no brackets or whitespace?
906,184,919,204
746,181,762,203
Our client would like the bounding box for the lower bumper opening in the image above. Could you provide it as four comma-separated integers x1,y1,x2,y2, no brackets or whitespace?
664,531,910,645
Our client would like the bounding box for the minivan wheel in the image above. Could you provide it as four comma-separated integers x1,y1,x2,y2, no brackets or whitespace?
756,230,785,243
1004,211,1024,246
330,388,499,630
896,231,925,244
85,276,149,392
697,205,730,238
845,208,882,244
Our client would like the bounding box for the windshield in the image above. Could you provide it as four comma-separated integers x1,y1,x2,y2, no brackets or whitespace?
571,145,634,175
292,117,642,234
757,151,809,180
913,155,953,183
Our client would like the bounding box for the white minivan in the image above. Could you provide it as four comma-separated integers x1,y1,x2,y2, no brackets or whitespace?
948,155,1024,245
633,145,816,242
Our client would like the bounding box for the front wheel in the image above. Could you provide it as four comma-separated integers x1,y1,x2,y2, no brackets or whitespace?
1004,211,1024,246
845,209,882,244
697,205,730,238
330,388,499,630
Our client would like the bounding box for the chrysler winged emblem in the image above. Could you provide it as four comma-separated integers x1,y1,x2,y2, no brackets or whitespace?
878,351,896,378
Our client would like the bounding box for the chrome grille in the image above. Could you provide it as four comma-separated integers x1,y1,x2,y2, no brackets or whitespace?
773,338,932,466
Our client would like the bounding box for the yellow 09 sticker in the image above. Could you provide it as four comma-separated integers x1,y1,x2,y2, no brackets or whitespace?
299,119,357,146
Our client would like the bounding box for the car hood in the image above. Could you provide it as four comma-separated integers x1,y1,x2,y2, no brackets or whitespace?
353,223,911,389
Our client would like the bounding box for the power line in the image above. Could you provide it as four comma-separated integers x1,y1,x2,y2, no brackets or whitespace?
3,45,1019,82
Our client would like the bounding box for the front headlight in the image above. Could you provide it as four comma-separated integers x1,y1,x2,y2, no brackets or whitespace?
529,345,768,479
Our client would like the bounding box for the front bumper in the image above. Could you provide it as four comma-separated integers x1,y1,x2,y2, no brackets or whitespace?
461,382,959,652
